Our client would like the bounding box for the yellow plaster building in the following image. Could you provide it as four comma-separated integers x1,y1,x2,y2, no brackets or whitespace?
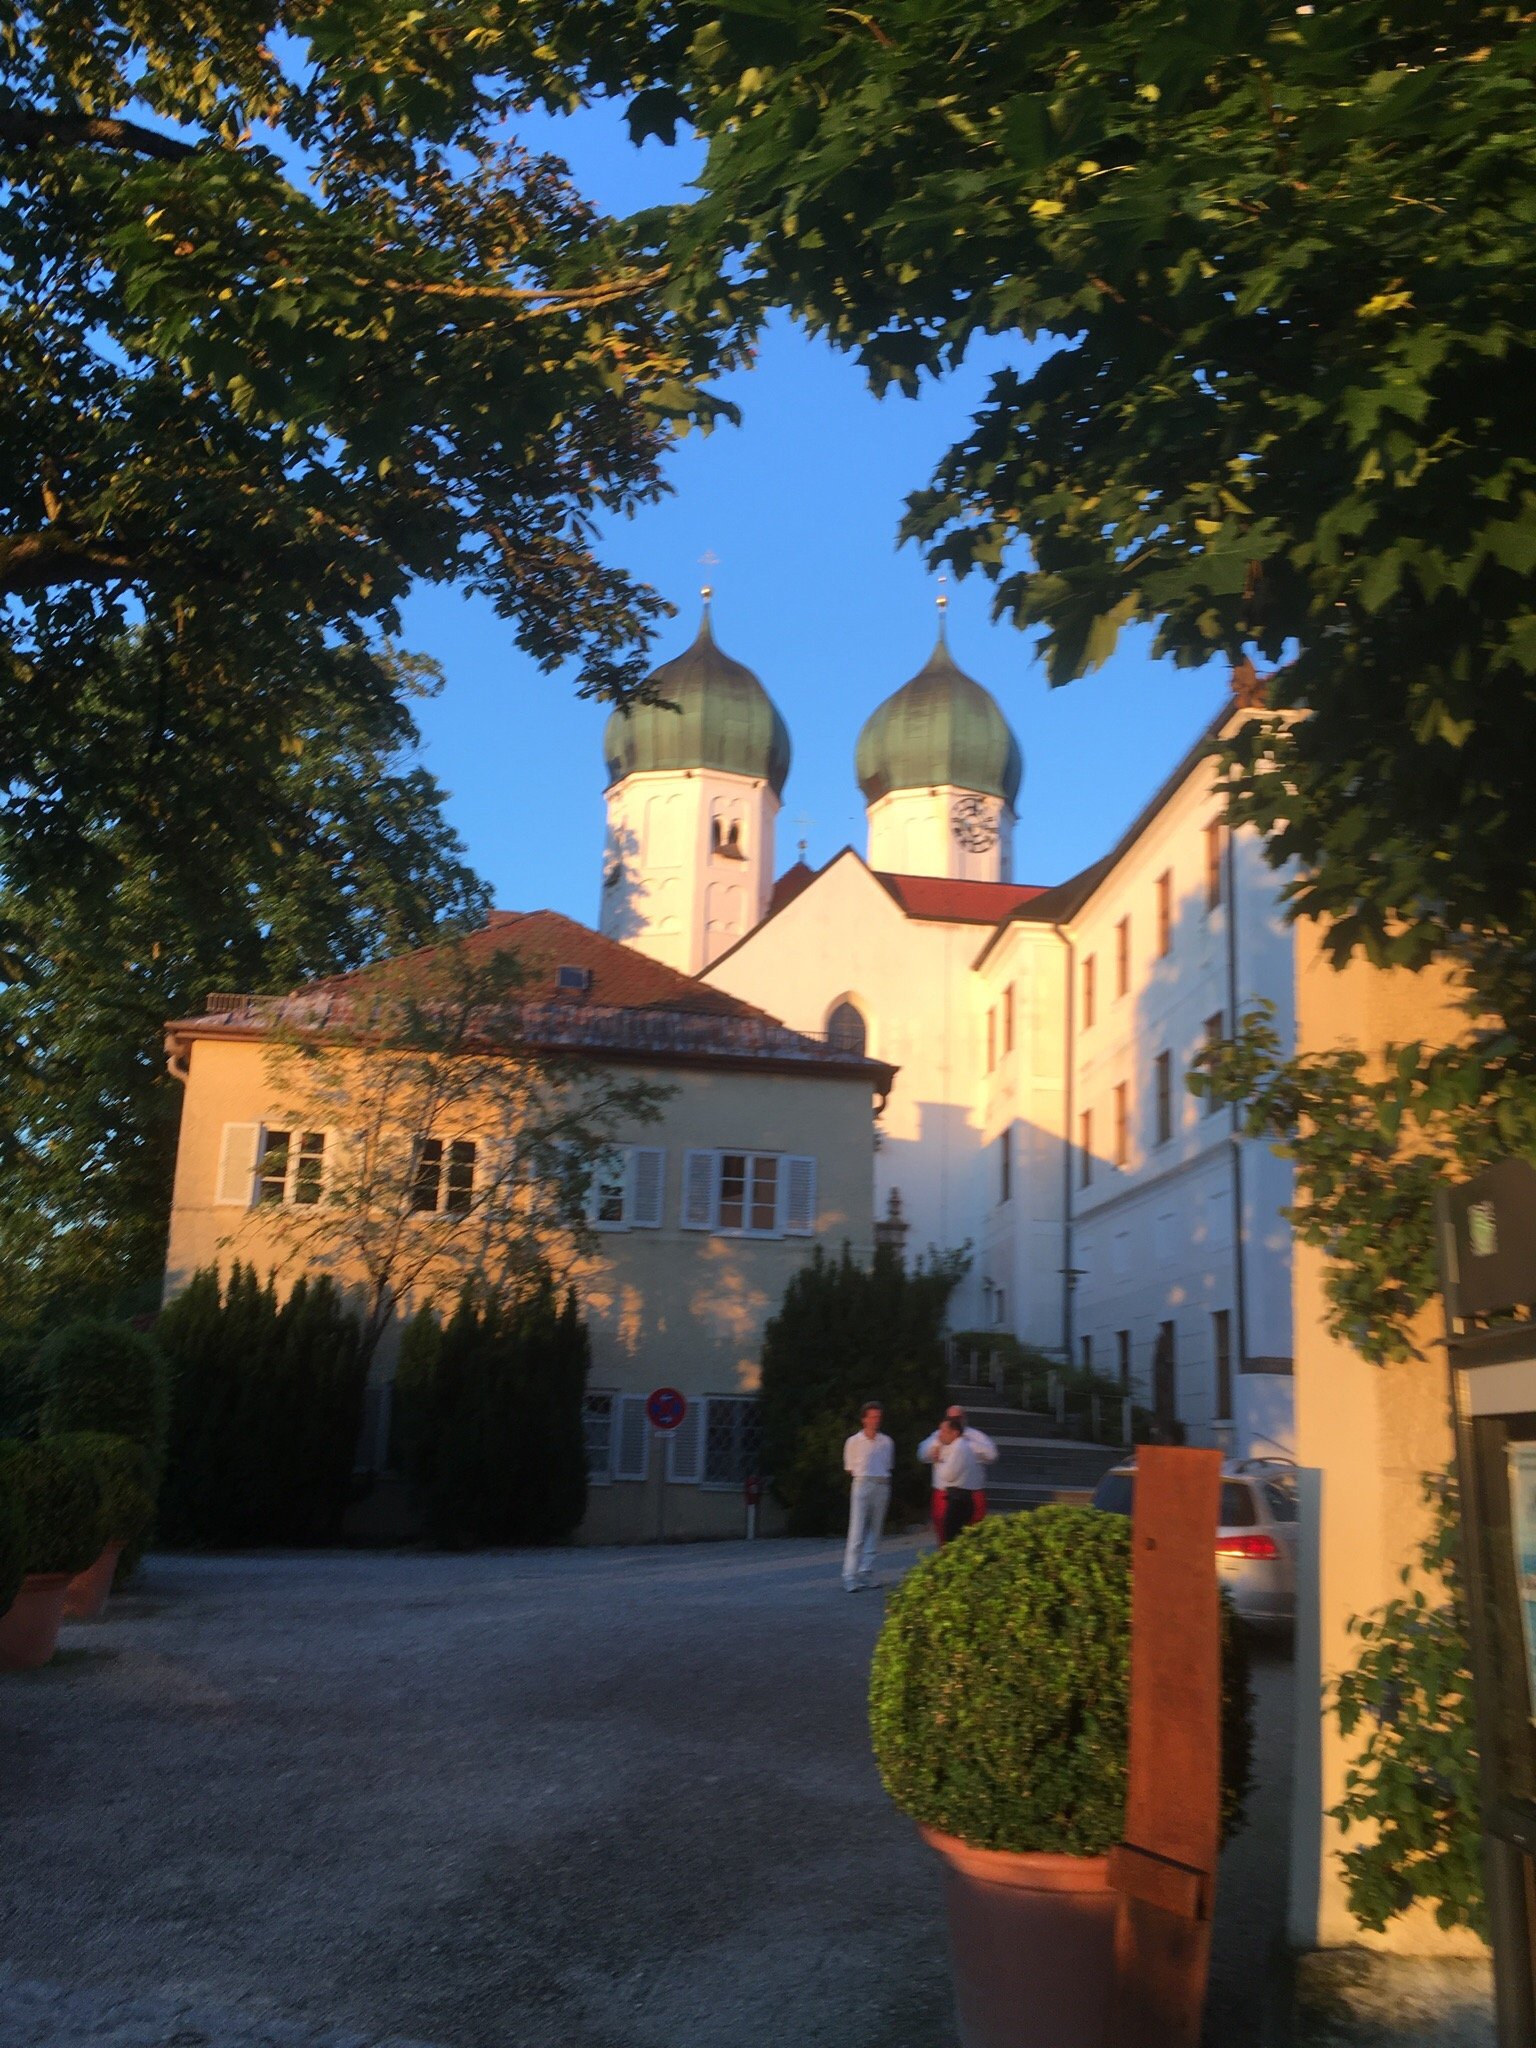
163,910,893,1543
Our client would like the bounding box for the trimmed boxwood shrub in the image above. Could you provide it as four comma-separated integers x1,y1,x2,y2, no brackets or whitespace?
66,1433,156,1556
37,1318,170,1480
0,1437,108,1577
869,1506,1252,1856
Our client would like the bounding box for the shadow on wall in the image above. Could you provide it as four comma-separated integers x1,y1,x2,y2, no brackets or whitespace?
599,817,648,946
571,1230,839,1396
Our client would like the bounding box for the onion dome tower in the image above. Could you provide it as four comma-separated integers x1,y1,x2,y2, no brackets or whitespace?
600,592,791,973
855,598,1022,881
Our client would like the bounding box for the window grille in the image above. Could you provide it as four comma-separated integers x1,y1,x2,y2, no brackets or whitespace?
703,1397,761,1487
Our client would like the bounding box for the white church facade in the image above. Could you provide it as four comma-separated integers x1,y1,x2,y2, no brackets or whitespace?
602,595,1299,1459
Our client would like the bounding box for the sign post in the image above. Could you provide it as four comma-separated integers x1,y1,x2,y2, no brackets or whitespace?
1437,1160,1536,2048
645,1388,687,1543
1106,1444,1224,2048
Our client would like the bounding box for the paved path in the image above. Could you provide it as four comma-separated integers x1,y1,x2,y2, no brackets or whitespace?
1,1539,1291,2047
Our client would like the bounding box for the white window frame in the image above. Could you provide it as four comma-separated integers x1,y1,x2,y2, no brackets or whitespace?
222,1123,329,1208
583,1391,617,1484
613,1393,650,1482
409,1134,479,1217
678,1150,816,1238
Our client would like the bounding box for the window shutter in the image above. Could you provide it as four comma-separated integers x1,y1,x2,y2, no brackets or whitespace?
615,1394,649,1481
681,1149,716,1230
215,1122,261,1207
666,1400,703,1483
630,1147,665,1228
782,1155,818,1236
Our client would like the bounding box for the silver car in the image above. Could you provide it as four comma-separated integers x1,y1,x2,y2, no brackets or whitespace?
1089,1457,1298,1629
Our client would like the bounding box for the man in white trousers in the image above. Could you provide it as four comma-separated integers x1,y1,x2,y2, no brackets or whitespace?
842,1401,894,1591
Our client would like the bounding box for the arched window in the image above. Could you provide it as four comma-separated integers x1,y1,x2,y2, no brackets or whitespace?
826,1001,867,1057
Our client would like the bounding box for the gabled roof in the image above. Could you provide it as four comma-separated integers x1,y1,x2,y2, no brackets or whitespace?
767,860,817,916
705,847,1057,974
168,909,895,1093
972,703,1236,966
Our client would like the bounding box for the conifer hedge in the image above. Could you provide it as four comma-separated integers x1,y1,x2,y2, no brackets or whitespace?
758,1244,961,1535
156,1264,367,1546
392,1277,589,1547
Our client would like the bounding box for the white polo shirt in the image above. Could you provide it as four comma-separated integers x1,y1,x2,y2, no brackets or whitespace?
844,1430,895,1481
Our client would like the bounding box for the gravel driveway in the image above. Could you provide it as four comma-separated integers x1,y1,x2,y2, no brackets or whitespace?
0,1538,1290,2048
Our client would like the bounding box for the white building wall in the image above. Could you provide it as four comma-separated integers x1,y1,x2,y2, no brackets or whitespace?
866,787,1015,883
974,923,1070,1354
601,768,779,976
702,854,990,1294
1063,755,1295,1455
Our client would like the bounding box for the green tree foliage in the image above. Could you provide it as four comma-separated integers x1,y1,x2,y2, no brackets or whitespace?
1190,998,1533,1364
0,650,489,1368
156,1264,367,1546
36,1318,170,1476
758,1243,963,1535
1332,1475,1483,1936
391,1278,590,1547
869,1507,1253,1854
0,1435,108,1575
65,1432,157,1558
553,1,1536,1038
0,0,738,861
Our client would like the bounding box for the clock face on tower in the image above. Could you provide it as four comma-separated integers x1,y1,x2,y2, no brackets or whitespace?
950,795,999,853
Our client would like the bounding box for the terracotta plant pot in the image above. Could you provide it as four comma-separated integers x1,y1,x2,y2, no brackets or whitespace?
920,1825,1117,2048
63,1541,124,1623
0,1572,74,1672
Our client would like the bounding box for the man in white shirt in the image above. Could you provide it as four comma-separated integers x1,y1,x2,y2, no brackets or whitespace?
920,1417,986,1545
919,1405,998,1543
842,1401,894,1591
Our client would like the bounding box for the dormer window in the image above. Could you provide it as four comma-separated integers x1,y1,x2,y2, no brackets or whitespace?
556,965,593,993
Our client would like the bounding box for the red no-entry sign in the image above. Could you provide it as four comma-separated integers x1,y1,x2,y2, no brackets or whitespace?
645,1387,687,1431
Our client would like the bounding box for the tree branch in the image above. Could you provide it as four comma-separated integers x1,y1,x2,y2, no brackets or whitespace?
0,109,196,162
383,268,670,313
0,532,138,594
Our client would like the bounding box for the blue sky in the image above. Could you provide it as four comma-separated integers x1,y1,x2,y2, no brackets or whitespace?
400,109,1228,921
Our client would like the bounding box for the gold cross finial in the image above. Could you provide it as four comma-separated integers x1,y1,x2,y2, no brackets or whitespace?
699,549,719,607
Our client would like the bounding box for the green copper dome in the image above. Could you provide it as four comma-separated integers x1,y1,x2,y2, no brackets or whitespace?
856,632,1023,807
603,606,791,796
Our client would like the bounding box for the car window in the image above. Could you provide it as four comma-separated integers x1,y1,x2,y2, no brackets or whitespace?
1219,1480,1258,1528
1263,1477,1299,1523
1093,1472,1135,1516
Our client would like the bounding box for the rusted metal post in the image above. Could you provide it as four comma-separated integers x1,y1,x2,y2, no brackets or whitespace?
1106,1445,1223,2048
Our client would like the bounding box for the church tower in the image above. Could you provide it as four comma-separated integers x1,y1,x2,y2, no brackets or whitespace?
855,602,1023,881
599,594,791,974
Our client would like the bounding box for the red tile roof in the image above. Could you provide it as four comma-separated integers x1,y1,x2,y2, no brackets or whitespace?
171,910,897,1091
311,909,774,1021
872,873,1050,925
767,860,817,916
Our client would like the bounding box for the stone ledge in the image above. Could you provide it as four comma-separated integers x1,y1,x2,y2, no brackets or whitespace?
1291,1950,1493,2047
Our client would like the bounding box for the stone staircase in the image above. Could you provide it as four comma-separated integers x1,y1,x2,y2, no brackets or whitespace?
944,1390,1127,1508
